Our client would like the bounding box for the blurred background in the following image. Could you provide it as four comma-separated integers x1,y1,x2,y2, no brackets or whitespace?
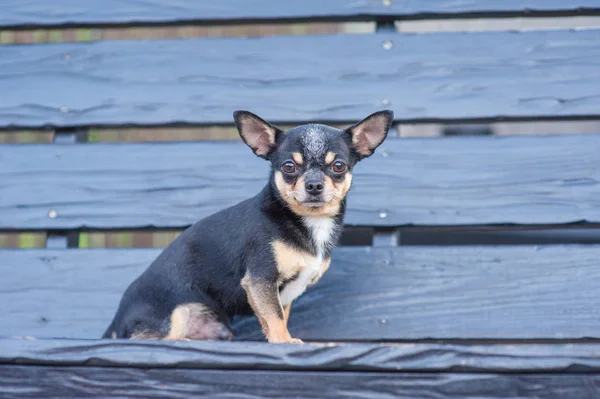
2,3,600,249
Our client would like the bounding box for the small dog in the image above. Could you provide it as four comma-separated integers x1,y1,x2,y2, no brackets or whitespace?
103,110,393,343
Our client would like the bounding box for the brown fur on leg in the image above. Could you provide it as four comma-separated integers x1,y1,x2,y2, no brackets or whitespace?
242,275,302,344
165,303,232,341
129,303,232,342
283,303,292,326
130,331,162,340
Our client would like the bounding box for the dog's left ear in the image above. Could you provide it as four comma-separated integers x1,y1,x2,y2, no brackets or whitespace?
345,110,394,160
234,110,283,159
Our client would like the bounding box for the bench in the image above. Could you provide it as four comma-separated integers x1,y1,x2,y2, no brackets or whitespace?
1,2,600,397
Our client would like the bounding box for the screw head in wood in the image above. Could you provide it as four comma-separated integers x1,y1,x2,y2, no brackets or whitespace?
382,40,393,50
382,0,392,6
379,210,388,218
59,106,69,113
48,209,58,218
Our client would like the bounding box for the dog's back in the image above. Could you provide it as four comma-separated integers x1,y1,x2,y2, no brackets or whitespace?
103,196,265,340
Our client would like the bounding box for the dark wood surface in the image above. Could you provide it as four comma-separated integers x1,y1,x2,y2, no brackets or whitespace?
1,365,599,399
2,29,600,128
2,246,600,340
3,338,600,373
2,134,598,229
2,1,599,27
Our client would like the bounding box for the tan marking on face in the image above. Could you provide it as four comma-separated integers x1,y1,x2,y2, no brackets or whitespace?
318,172,353,213
241,275,299,343
274,170,293,202
294,174,305,197
310,257,331,285
274,170,344,218
272,240,319,282
292,152,303,165
327,172,353,198
325,151,336,165
338,172,353,198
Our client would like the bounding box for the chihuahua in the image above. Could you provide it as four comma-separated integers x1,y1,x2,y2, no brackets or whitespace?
103,110,393,343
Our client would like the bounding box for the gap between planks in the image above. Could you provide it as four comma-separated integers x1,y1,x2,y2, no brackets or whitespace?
1,16,599,45
3,119,600,143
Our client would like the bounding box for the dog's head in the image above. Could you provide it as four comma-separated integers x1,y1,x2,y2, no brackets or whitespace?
234,110,393,217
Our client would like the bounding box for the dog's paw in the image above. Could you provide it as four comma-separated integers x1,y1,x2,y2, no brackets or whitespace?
269,336,304,344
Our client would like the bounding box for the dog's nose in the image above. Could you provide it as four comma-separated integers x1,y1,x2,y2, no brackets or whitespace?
305,180,324,195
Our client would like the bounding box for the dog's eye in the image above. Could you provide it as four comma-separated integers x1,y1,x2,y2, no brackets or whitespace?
332,161,346,173
282,161,296,174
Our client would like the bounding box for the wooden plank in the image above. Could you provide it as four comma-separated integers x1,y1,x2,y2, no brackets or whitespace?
2,246,600,340
2,1,599,28
3,338,600,372
1,29,600,128
1,365,599,399
1,134,599,229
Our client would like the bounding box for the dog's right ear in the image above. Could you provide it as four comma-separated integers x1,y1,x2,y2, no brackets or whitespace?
234,111,283,159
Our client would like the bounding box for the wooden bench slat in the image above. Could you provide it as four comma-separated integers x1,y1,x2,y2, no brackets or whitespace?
1,29,600,128
1,134,598,229
2,365,599,398
2,1,599,27
2,245,600,340
2,339,600,373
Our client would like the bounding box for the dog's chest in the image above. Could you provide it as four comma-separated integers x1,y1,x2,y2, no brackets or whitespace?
279,217,336,306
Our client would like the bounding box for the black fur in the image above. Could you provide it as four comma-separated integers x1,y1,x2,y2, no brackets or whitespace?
103,110,393,340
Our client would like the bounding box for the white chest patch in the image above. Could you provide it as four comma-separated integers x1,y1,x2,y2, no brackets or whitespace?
279,257,321,306
303,216,336,259
279,217,336,306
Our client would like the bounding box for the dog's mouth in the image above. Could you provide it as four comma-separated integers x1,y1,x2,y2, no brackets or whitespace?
301,199,326,208
288,190,337,209
298,194,329,208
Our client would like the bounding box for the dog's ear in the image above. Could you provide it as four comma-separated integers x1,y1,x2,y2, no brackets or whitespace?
234,111,283,159
345,110,393,160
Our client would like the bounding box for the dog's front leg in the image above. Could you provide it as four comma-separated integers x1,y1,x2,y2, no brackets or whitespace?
282,303,292,327
241,276,302,344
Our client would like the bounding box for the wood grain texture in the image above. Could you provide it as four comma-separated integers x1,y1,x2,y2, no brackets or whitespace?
2,246,600,340
1,366,600,399
1,29,600,128
1,134,599,229
3,338,600,372
1,1,599,27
